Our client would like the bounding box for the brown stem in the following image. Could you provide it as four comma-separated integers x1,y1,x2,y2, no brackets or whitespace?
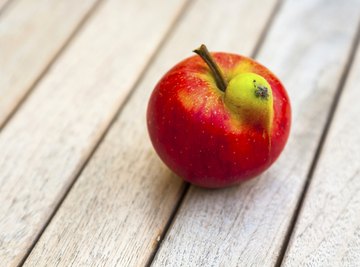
193,44,228,92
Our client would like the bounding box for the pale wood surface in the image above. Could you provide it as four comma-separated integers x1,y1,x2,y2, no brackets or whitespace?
0,0,10,12
282,40,360,267
23,0,279,266
1,0,360,266
0,0,186,265
152,0,360,266
0,0,99,128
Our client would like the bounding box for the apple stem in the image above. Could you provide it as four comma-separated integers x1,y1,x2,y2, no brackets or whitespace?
193,44,228,92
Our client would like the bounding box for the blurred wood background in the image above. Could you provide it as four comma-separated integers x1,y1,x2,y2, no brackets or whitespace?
0,0,359,266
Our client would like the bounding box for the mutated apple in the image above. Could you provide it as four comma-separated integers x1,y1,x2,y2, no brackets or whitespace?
147,44,291,188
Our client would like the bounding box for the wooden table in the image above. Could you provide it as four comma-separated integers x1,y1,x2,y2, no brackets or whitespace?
1,0,360,266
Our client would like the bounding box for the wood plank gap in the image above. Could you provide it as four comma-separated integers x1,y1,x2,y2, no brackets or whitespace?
148,0,284,265
0,0,105,131
145,182,190,267
0,0,14,16
18,1,193,265
252,0,284,58
275,19,360,267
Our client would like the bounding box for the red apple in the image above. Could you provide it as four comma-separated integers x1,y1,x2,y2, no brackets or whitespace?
147,45,291,188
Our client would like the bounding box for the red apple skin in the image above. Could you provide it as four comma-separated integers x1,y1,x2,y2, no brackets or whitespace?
147,52,291,188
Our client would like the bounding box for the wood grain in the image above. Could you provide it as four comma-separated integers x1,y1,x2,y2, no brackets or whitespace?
282,36,360,267
23,0,279,266
0,0,101,129
0,0,187,265
151,0,360,266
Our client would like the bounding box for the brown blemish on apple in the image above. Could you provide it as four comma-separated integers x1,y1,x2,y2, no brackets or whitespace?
253,80,269,100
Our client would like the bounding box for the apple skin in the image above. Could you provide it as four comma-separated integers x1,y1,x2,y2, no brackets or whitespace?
147,52,291,188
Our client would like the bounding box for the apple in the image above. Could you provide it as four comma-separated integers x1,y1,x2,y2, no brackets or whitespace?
147,44,291,188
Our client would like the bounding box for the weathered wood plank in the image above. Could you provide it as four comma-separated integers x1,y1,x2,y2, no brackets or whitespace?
0,0,101,129
282,36,360,267
151,0,360,266
23,0,279,266
0,0,187,265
